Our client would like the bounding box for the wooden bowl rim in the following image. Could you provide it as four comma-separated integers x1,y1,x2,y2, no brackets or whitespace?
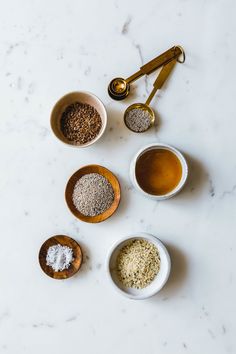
38,235,83,279
65,164,121,223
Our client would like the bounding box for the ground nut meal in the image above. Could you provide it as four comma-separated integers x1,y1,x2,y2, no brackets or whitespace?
116,239,161,289
72,173,114,217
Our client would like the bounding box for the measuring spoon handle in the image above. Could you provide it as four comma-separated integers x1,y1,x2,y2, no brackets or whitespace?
126,46,183,84
145,59,177,106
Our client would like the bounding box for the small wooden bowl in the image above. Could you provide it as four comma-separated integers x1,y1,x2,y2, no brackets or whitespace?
65,165,121,223
39,235,83,279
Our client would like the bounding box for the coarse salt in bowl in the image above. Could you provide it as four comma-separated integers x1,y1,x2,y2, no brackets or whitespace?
50,91,107,147
106,233,171,300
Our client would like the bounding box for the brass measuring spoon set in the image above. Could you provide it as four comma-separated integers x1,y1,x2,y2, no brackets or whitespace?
108,45,185,133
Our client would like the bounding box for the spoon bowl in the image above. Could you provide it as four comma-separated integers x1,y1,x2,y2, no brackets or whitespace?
108,77,130,100
124,103,155,133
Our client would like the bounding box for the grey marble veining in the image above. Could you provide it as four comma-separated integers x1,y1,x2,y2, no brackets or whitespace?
0,0,236,353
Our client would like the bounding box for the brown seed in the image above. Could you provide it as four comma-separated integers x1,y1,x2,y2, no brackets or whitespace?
60,102,102,144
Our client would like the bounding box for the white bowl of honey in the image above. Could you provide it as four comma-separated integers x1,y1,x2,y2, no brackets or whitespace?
130,143,188,200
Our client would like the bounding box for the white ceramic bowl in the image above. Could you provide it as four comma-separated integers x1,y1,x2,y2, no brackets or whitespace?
106,233,171,300
50,91,107,147
130,143,188,200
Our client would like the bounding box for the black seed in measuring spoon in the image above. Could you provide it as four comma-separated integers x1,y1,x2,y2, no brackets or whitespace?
125,108,152,132
72,173,114,217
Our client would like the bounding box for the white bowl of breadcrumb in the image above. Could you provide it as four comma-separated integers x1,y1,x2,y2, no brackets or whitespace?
106,233,171,300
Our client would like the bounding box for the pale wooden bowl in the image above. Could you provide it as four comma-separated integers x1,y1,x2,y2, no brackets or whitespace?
65,165,121,223
39,235,83,279
50,91,107,147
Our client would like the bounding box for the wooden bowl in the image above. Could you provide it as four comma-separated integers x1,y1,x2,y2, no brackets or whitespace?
39,235,83,279
65,165,121,223
50,91,107,147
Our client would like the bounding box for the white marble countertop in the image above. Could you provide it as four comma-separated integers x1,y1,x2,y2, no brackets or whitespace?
0,0,235,353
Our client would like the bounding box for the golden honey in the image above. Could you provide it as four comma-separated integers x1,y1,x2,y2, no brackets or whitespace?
135,148,182,195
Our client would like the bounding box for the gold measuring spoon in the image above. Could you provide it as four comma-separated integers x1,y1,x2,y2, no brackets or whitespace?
124,59,177,133
108,45,185,100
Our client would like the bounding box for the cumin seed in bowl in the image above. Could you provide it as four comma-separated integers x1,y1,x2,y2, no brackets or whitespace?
51,91,107,147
